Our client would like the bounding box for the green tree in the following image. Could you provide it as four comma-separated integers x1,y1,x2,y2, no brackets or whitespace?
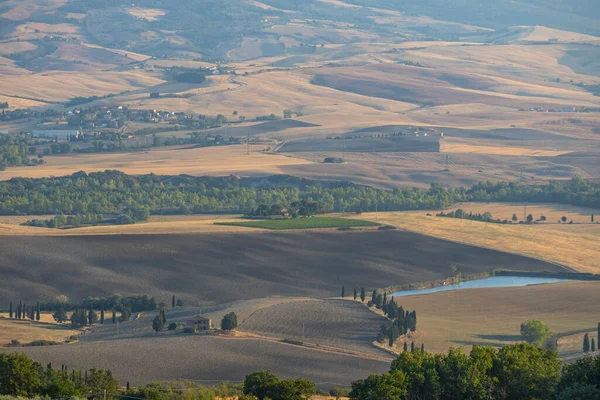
152,316,164,333
493,343,561,400
9,301,12,319
112,310,116,324
36,302,40,321
556,383,600,400
100,305,104,324
354,288,357,300
53,308,68,323
360,287,366,302
172,295,175,308
350,370,408,400
243,371,280,400
0,353,41,396
520,320,553,346
221,312,238,331
403,342,408,352
85,367,119,397
584,333,591,353
341,286,345,298
390,350,440,399
176,298,184,307
562,216,568,223
512,213,518,222
592,338,596,352
526,213,534,223
558,354,600,393
88,308,98,326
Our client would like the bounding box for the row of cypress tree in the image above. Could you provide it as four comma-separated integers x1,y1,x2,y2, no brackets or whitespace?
7,301,40,321
583,324,600,353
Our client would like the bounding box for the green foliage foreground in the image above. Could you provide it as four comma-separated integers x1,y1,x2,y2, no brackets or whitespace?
3,344,600,400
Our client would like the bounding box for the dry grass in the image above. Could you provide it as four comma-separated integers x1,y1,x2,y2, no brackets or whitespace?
350,211,600,273
0,145,313,181
0,313,78,346
440,202,598,224
126,7,167,22
395,280,600,354
440,139,573,157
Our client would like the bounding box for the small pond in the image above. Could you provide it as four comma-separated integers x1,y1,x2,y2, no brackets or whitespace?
391,276,573,297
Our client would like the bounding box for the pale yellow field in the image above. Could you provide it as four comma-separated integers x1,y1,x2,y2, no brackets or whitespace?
0,313,79,346
0,145,313,181
350,211,600,273
441,202,598,224
440,140,573,157
396,280,600,354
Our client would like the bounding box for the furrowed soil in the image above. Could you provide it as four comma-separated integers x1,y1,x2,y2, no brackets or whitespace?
0,230,565,305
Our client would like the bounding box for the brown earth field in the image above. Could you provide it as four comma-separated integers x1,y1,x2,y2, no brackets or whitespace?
0,230,566,306
395,280,600,354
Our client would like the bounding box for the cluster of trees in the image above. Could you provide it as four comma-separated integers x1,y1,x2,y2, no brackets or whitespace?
7,301,41,321
242,371,314,400
349,343,600,400
583,325,600,354
1,172,599,221
152,309,168,332
249,199,323,218
520,320,555,348
23,213,105,229
0,353,119,398
437,209,497,223
0,134,40,169
221,312,238,331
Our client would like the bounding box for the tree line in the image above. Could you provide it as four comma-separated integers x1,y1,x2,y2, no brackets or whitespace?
1,171,599,219
4,346,600,400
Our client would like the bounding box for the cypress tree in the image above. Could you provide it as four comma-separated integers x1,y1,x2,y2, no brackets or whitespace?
403,342,408,352
411,342,415,352
421,343,425,352
360,287,366,302
353,288,357,300
112,310,116,324
388,325,395,347
593,338,596,352
584,333,590,353
371,290,376,304
383,293,387,307
598,323,600,350
341,286,345,298
17,301,21,319
36,302,40,321
9,301,12,319
100,306,105,324
127,382,130,391
172,295,175,308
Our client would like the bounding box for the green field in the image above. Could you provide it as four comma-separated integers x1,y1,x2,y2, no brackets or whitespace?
215,217,380,230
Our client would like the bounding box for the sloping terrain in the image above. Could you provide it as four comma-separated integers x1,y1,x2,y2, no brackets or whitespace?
0,230,565,305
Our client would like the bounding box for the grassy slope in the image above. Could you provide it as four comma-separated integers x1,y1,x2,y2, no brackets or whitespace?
216,217,379,230
351,211,600,273
396,280,600,354
0,312,79,346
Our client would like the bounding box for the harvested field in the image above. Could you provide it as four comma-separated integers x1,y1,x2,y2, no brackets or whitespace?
0,145,313,180
350,211,600,273
0,230,564,305
395,280,600,354
15,335,389,389
0,313,79,346
239,299,388,356
216,217,379,230
279,137,440,153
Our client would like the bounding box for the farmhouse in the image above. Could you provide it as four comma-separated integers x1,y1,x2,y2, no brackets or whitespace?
186,316,212,331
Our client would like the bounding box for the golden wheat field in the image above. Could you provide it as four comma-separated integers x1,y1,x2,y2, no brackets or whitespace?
0,313,79,346
350,210,600,273
0,145,313,181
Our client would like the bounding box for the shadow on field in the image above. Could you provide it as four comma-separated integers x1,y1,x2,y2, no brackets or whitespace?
475,334,522,342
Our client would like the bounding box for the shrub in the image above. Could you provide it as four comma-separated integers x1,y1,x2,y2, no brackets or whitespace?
168,322,178,331
184,327,196,334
